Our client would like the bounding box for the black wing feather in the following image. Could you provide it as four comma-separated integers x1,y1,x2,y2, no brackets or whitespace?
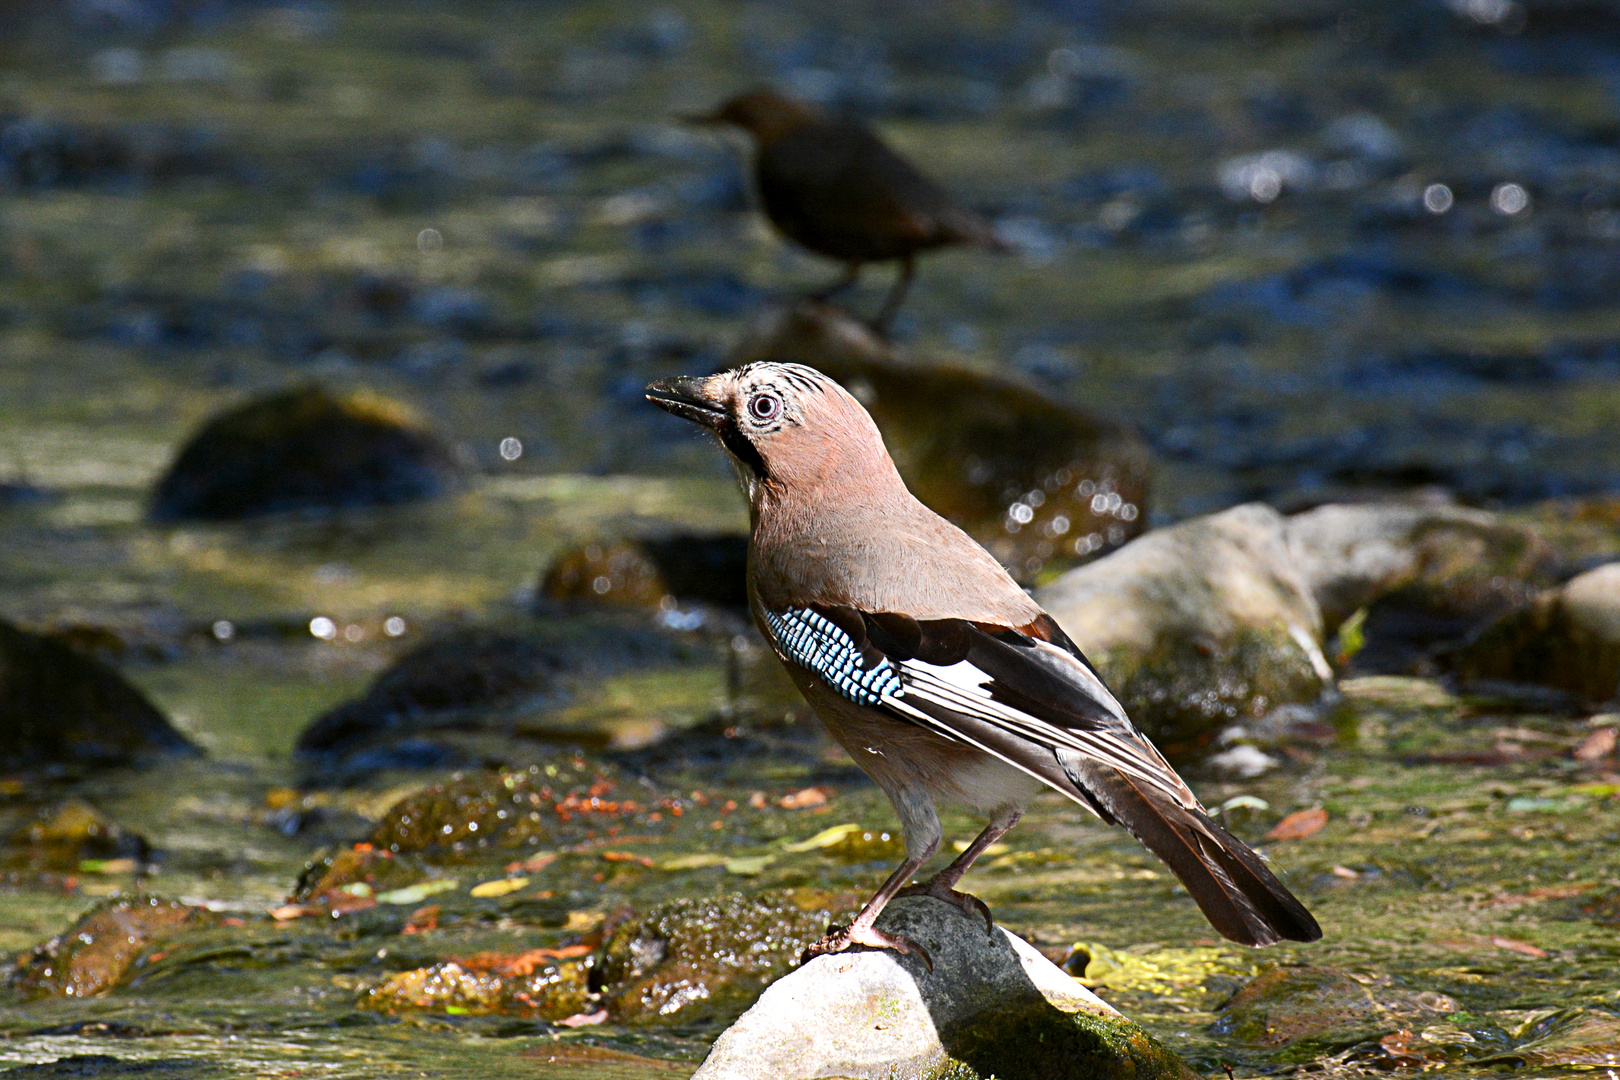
788,606,1322,947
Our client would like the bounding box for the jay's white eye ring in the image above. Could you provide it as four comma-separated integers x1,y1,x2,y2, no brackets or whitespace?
747,392,781,422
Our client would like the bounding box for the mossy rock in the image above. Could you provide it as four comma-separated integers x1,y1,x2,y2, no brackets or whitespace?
148,385,461,521
539,533,749,610
0,620,199,770
360,956,592,1020
731,305,1152,583
0,798,150,874
361,769,567,857
1211,965,1388,1054
691,896,1196,1080
10,896,208,999
599,890,860,1025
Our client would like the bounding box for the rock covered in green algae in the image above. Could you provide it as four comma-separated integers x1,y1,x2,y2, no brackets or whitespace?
691,895,1196,1080
360,954,593,1020
598,890,860,1025
1483,1009,1620,1068
0,620,200,770
729,304,1153,584
148,385,461,522
0,798,150,874
10,896,208,998
1036,503,1331,758
1212,965,1462,1059
1452,562,1620,704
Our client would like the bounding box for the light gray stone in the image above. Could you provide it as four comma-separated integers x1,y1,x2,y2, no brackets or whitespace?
1452,561,1620,704
692,896,1196,1080
1035,503,1331,756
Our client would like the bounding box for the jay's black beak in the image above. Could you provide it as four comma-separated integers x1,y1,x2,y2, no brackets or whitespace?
646,375,727,429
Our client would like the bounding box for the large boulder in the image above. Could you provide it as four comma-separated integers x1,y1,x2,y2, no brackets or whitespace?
730,304,1153,582
1450,562,1620,704
692,895,1196,1080
149,385,461,522
0,620,199,770
1036,503,1331,757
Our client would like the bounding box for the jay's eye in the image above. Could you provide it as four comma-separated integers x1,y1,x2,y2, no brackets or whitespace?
747,392,781,422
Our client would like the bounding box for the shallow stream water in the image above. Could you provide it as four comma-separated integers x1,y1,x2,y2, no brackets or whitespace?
2,2,1619,1077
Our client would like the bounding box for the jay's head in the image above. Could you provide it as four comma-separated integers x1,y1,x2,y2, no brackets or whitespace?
646,362,897,503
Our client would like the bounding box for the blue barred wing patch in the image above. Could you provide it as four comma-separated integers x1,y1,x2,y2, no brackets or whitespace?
764,608,904,707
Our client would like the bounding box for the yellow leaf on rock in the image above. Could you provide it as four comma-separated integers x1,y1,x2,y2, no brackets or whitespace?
376,879,459,905
657,853,728,871
781,823,862,853
469,877,529,898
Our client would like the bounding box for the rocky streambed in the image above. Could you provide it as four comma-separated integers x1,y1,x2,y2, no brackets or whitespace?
2,0,1620,1077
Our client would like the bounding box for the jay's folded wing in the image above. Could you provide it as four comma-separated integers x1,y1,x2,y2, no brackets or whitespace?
762,604,1322,946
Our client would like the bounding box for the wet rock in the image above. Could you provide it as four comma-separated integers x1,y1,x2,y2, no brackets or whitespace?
296,630,568,766
730,304,1152,583
599,890,859,1025
1036,504,1331,758
0,620,199,770
692,895,1196,1080
0,799,150,873
0,1058,217,1080
10,896,207,998
148,385,461,522
1451,562,1620,704
1212,966,1387,1052
294,619,697,777
1285,502,1557,672
1485,1009,1620,1069
539,534,749,610
361,953,592,1020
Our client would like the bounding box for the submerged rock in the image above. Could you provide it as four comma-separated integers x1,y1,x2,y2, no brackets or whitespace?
1451,562,1620,704
0,799,150,874
294,618,697,777
148,385,461,522
0,620,199,770
539,533,750,610
730,304,1152,583
1212,966,1386,1051
362,953,592,1020
692,895,1195,1080
10,896,207,999
1036,503,1331,757
1487,1009,1620,1069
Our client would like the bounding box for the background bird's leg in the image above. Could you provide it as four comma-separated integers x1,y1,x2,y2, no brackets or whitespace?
897,804,1022,935
804,786,940,970
808,261,861,302
872,254,915,332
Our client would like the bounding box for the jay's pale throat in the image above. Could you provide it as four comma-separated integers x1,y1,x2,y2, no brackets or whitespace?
647,362,1320,967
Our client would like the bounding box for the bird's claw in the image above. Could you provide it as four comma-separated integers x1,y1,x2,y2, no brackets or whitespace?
802,922,933,973
897,880,996,937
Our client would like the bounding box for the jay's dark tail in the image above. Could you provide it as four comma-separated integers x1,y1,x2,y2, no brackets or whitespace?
1063,759,1322,946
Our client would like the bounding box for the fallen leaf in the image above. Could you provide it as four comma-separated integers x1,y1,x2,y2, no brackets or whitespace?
1487,884,1592,908
563,911,604,933
1331,865,1360,879
1490,935,1548,958
78,858,138,874
376,879,459,905
781,823,862,853
656,853,727,871
777,786,828,810
469,877,529,898
402,905,439,934
1266,807,1328,842
1575,727,1618,763
268,904,307,921
554,1008,609,1028
455,944,593,976
723,854,776,876
601,851,654,867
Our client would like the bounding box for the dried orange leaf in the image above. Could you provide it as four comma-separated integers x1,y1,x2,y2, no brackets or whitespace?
1266,807,1328,842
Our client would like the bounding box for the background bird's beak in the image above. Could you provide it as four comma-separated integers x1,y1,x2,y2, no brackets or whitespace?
646,375,727,429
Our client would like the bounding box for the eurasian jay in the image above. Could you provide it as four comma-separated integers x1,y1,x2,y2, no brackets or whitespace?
684,88,1008,331
647,362,1321,967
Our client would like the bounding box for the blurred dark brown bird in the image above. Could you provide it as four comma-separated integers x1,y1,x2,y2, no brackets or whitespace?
688,88,1009,330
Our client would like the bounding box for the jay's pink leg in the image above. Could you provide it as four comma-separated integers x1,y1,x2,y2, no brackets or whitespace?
804,785,941,970
897,805,1022,936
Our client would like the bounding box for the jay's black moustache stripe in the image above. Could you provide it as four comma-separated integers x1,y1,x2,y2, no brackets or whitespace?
716,418,770,479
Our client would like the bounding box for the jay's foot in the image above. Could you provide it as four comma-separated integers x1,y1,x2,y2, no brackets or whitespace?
802,922,933,972
897,879,995,936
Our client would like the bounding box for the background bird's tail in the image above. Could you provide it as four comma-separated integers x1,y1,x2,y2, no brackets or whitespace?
1062,758,1322,946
